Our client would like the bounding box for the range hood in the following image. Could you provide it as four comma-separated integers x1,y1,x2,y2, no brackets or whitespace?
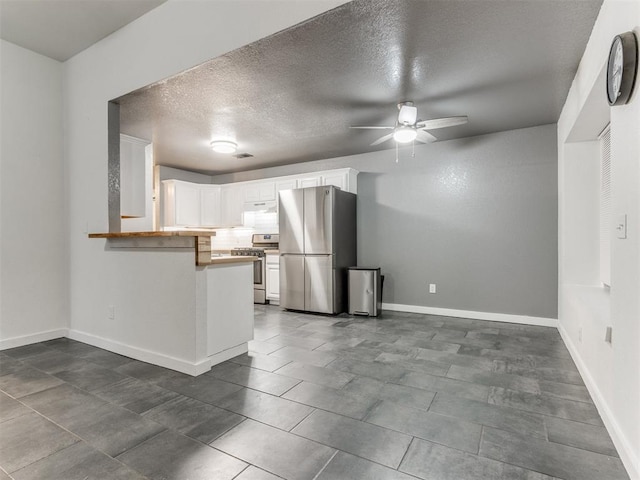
243,200,277,213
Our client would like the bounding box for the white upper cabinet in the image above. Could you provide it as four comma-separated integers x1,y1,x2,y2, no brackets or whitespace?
161,168,358,230
120,135,150,218
297,176,322,188
220,184,244,227
200,185,221,227
244,181,276,203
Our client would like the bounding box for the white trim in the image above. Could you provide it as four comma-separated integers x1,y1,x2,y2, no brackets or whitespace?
558,324,639,480
0,329,68,350
381,303,558,328
68,329,208,376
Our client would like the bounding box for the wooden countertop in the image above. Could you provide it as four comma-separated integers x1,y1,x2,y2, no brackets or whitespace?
89,230,215,238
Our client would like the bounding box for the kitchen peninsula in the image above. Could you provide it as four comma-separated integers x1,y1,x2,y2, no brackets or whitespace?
87,230,256,375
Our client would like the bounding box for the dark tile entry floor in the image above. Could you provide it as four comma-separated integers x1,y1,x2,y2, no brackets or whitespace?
0,306,630,480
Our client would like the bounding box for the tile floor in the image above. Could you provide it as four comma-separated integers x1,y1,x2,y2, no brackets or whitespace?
0,305,630,480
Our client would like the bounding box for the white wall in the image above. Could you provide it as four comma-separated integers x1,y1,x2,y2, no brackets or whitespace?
0,40,68,348
558,1,640,478
63,1,347,363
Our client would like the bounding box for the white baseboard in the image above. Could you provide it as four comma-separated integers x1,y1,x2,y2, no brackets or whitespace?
381,303,558,328
68,329,208,377
0,328,68,350
208,343,248,370
557,324,639,480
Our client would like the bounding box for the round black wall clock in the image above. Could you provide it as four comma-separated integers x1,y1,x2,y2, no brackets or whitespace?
606,31,638,106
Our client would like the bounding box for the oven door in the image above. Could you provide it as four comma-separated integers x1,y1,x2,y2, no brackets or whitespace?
253,257,265,287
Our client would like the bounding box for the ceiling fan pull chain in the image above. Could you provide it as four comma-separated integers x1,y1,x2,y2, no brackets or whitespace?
396,142,399,163
412,141,415,158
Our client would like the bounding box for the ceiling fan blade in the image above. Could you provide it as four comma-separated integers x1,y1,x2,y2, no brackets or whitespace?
416,115,468,130
370,132,395,146
350,125,395,130
415,130,437,144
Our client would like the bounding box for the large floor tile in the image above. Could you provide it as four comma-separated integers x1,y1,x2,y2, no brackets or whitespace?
75,349,133,369
230,352,292,372
283,381,379,420
69,403,166,457
0,355,25,376
342,376,436,411
18,349,87,374
394,371,490,402
1,344,51,360
274,361,356,389
92,376,180,413
53,363,128,392
157,372,244,405
488,386,603,426
115,360,187,384
325,357,410,382
118,429,247,480
216,387,314,430
207,361,301,396
0,391,30,423
479,427,629,480
0,412,79,473
19,384,109,429
143,395,245,443
292,409,412,469
365,401,482,453
400,437,557,480
0,366,64,398
263,334,327,350
212,419,335,480
447,364,542,394
11,442,145,480
545,416,618,457
268,345,337,367
316,451,416,480
429,393,547,438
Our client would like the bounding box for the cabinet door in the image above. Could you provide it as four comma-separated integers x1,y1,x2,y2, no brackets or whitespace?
200,185,221,226
174,181,201,226
322,172,347,191
266,263,280,301
244,185,260,203
298,176,321,188
221,185,244,227
258,181,276,201
120,135,149,218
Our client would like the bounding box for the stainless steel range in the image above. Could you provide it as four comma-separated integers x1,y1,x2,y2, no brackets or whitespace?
231,234,279,304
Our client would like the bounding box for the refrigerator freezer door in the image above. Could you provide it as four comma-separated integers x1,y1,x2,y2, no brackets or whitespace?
304,255,334,314
279,189,305,254
304,187,333,254
280,255,305,311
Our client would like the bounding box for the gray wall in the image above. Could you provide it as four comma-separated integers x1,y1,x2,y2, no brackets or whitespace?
212,124,558,319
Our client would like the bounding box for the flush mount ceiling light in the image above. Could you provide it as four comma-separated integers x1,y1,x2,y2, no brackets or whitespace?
392,125,418,144
210,140,237,154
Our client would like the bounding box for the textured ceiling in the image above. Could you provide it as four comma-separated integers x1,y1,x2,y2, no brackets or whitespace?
117,0,602,175
0,0,166,61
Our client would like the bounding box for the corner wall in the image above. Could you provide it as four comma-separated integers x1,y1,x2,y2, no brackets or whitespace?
0,40,68,348
558,1,640,477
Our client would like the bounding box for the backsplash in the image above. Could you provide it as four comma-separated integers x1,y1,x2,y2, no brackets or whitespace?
211,211,278,249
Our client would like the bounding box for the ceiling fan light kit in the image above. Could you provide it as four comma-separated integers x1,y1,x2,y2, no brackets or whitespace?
393,125,418,143
210,140,237,154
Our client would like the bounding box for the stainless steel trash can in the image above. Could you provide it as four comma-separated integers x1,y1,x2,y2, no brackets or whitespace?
348,267,383,316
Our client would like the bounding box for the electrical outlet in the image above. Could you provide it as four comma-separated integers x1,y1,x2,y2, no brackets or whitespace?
429,283,437,294
108,305,115,320
605,326,612,343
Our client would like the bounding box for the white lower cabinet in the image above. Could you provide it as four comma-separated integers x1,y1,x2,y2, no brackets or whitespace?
265,254,280,304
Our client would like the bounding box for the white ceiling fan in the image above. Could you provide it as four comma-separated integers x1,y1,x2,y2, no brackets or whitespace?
350,101,468,146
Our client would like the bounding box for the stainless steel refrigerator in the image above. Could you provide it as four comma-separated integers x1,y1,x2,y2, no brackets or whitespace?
279,185,356,314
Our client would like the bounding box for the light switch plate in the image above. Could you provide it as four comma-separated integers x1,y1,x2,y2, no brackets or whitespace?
616,214,627,239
